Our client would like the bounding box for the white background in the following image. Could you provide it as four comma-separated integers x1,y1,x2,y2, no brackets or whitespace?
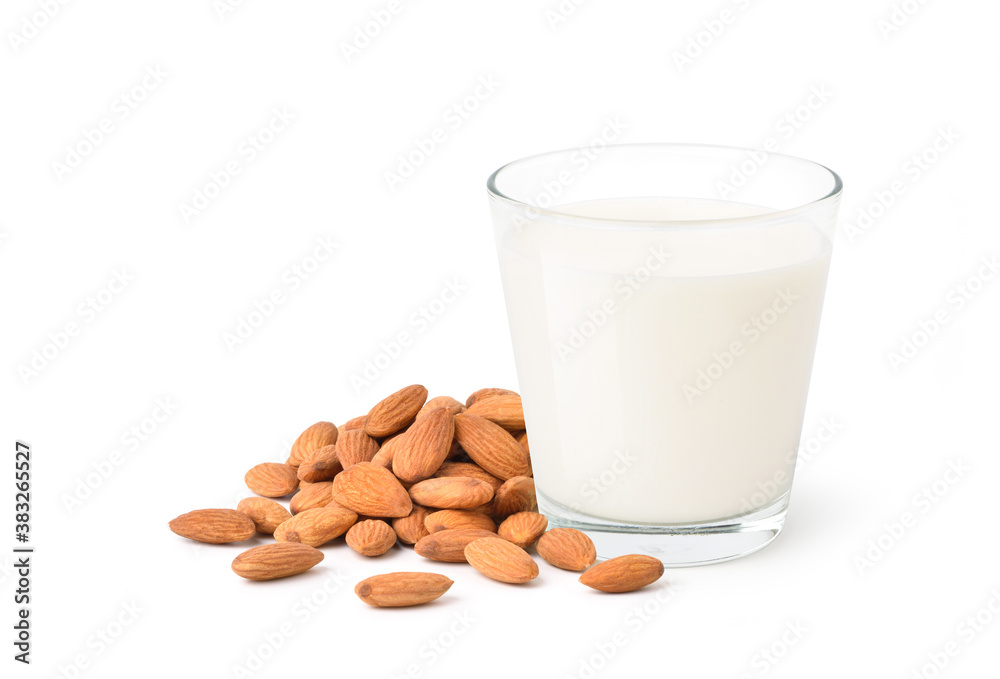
2,0,998,677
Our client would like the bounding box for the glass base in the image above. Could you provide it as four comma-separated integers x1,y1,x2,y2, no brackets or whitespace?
538,491,789,567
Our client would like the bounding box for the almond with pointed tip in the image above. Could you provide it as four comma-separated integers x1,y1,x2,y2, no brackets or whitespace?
297,444,342,483
465,388,518,408
245,462,299,497
497,511,548,549
232,543,324,581
371,432,407,469
364,384,428,437
424,509,497,534
392,407,454,483
453,414,530,480
354,572,453,607
274,506,358,547
332,462,413,518
536,528,596,571
237,497,292,535
336,429,381,468
492,476,537,520
433,461,504,492
408,477,494,510
346,519,397,556
339,415,367,438
169,509,256,544
579,554,665,593
465,393,525,431
391,505,432,545
414,528,498,563
289,481,334,514
464,537,539,584
417,395,466,420
289,421,339,467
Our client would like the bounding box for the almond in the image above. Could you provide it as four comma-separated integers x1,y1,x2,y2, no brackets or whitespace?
237,497,292,534
492,476,537,520
414,528,497,563
289,481,334,514
354,572,453,608
274,506,358,547
465,387,518,408
417,395,466,420
332,462,413,518
364,384,428,437
169,509,255,544
537,528,596,571
497,511,548,549
289,421,339,467
371,433,405,469
232,543,324,581
297,444,343,483
433,461,504,492
465,393,525,431
515,430,529,456
346,519,397,556
392,407,454,483
453,414,530,480
579,554,665,593
339,415,367,436
336,429,381,468
245,462,299,497
391,505,432,545
408,477,494,510
424,509,497,534
464,537,539,584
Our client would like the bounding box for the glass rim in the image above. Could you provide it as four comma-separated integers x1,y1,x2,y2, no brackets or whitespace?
486,142,843,229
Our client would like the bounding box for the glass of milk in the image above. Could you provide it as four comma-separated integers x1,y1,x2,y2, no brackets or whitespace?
487,144,842,566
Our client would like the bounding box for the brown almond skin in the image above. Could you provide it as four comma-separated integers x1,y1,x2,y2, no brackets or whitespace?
537,528,597,571
289,421,339,467
169,509,256,544
497,511,548,549
297,444,343,482
465,388,518,408
339,415,367,437
515,430,529,456
289,481,334,514
245,462,300,497
232,543,324,581
424,509,497,534
392,407,455,483
464,537,539,584
391,505,432,545
434,461,504,492
237,497,292,534
364,384,428,437
465,393,525,431
415,528,498,563
336,429,381,468
408,477,494,510
274,506,358,547
579,554,665,593
355,572,453,608
371,434,406,469
492,476,537,520
346,519,397,556
416,396,465,420
453,414,530,480
332,462,413,518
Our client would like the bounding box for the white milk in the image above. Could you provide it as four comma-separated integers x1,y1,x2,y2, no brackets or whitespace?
495,197,832,524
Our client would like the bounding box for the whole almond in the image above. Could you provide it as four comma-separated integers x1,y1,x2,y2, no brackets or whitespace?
464,537,539,584
354,572,453,608
371,433,406,469
453,414,530,480
232,543,324,581
424,509,497,534
492,476,537,520
408,477,494,510
289,481,334,514
391,505,432,545
537,528,597,571
346,519,397,556
417,395,466,420
414,528,497,563
364,384,428,437
332,462,413,518
579,554,665,593
289,421,339,467
466,387,518,408
336,429,381,468
297,444,343,483
169,509,255,544
392,407,454,483
497,511,548,549
434,461,504,492
465,393,525,431
274,506,358,547
237,497,292,534
339,415,367,437
245,462,299,497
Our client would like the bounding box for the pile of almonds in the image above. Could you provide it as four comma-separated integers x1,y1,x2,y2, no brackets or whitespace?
169,385,664,606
